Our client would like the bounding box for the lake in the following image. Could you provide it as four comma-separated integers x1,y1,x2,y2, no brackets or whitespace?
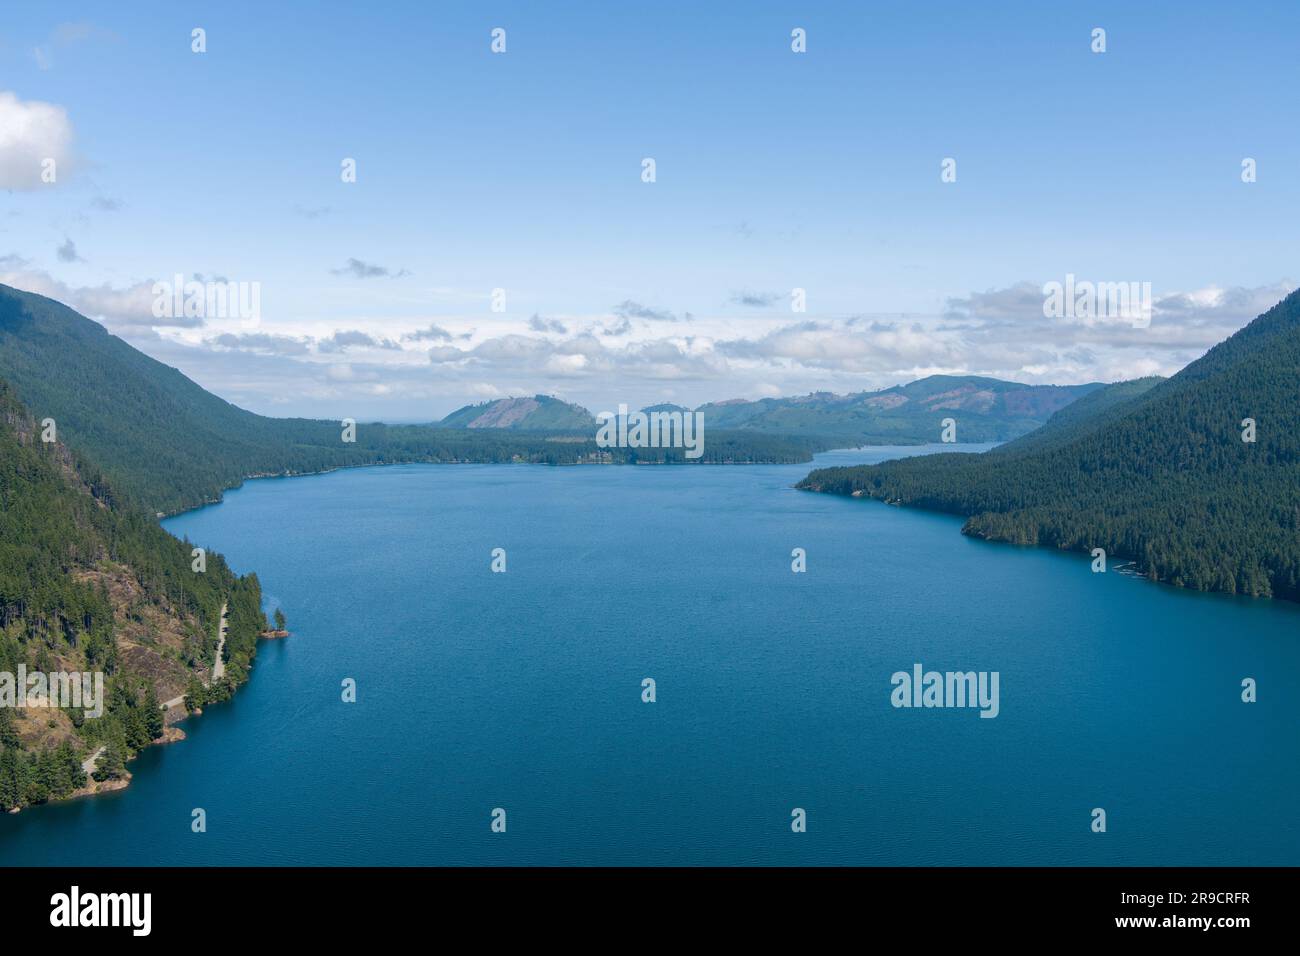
3,446,1297,865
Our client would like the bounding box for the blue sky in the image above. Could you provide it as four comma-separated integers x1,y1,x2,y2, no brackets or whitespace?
2,1,1298,419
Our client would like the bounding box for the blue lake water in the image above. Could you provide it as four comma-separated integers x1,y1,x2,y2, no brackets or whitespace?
3,446,1298,865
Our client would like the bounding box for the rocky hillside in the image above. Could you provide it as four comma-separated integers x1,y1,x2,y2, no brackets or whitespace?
439,395,597,430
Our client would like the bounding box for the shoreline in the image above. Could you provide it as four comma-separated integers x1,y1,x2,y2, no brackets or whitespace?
4,603,267,815
10,719,191,813
800,482,1300,609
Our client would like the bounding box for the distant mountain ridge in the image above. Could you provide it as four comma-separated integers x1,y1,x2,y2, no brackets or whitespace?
438,377,1105,445
693,375,1104,444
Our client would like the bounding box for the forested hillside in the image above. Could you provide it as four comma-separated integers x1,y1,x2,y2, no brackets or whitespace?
0,380,266,810
799,291,1300,600
984,376,1164,457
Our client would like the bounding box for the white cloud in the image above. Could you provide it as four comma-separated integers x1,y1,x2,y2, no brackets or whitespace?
4,267,1293,419
182,279,1300,412
0,92,74,189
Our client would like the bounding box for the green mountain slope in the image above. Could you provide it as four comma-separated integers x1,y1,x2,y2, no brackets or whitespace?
0,380,266,810
986,376,1164,457
798,291,1300,600
696,375,1103,445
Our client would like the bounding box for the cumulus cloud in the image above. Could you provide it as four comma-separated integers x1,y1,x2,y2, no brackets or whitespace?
612,299,678,322
391,279,1297,400
418,329,726,388
209,332,311,356
1152,282,1294,324
405,323,454,342
528,313,568,334
330,258,410,279
0,91,75,189
56,238,84,263
942,281,1046,323
599,317,632,337
729,290,781,308
73,280,185,326
317,329,402,352
716,319,953,374
944,279,1296,358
